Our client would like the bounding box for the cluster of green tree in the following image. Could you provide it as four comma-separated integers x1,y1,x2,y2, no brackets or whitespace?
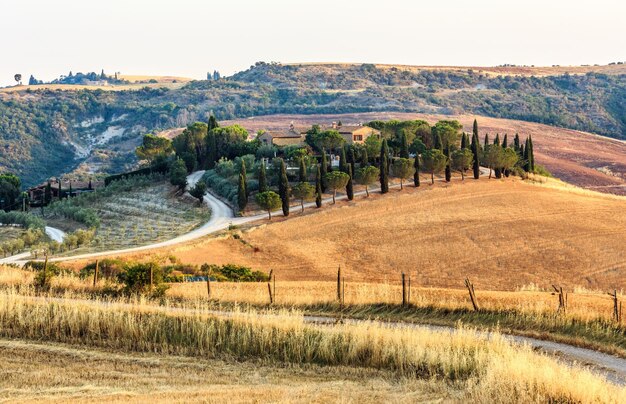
4,63,617,187
0,227,45,257
49,70,128,85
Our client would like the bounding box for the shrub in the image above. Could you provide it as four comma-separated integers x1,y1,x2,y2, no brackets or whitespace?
117,262,170,297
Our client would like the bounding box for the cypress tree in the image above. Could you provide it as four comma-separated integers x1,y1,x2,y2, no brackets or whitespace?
514,133,520,152
473,119,479,139
433,132,442,151
346,165,354,201
240,159,247,201
360,147,369,166
444,146,452,182
206,130,217,169
258,162,268,193
528,135,535,171
207,115,219,131
523,138,531,172
493,135,502,179
69,182,73,197
471,133,480,179
502,134,508,148
278,159,290,217
400,132,409,158
320,149,328,192
237,173,247,212
58,181,62,200
380,139,389,194
315,164,322,208
483,134,490,152
413,153,420,187
460,133,467,149
298,158,307,182
348,146,356,175
339,146,348,173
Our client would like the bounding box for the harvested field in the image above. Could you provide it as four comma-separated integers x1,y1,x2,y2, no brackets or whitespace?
115,178,626,290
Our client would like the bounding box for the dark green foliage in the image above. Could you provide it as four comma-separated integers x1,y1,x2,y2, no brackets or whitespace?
528,135,535,171
237,173,247,211
315,165,322,208
493,135,502,179
379,139,389,194
460,133,468,149
471,133,481,179
324,171,349,204
347,146,356,175
278,159,290,217
502,134,508,148
400,132,409,158
339,146,348,173
206,130,217,169
355,165,379,197
292,181,315,211
205,263,269,282
451,148,474,180
118,262,169,297
483,134,490,152
189,181,207,203
392,157,414,189
413,153,420,187
346,165,354,200
320,149,328,192
136,134,173,163
473,119,479,138
444,147,452,182
422,149,448,184
299,158,307,182
0,175,21,210
258,163,268,193
255,191,281,220
360,147,369,166
169,158,188,191
432,132,442,151
208,115,219,132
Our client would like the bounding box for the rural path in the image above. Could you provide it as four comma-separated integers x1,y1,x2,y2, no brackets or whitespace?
2,167,495,264
16,294,626,386
45,226,66,243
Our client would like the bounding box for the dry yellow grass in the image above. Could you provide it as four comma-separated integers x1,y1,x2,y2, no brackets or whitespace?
0,339,447,403
119,178,626,291
0,290,623,403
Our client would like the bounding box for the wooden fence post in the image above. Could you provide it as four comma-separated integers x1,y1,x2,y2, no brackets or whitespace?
42,253,48,288
342,277,345,306
552,285,566,313
337,266,342,302
408,275,411,305
267,282,273,304
149,264,154,292
608,290,619,322
401,272,406,306
206,267,211,299
464,278,479,311
93,259,99,287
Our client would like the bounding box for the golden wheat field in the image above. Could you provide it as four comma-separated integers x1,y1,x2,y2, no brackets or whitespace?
115,178,626,291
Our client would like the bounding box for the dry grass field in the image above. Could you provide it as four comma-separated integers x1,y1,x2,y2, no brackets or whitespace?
287,62,626,77
226,112,626,196
0,339,445,403
115,178,626,291
0,289,621,403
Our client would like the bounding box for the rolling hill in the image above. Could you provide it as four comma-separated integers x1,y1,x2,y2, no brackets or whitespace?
88,177,626,291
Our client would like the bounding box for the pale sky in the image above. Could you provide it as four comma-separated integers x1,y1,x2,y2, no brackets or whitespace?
1,0,625,86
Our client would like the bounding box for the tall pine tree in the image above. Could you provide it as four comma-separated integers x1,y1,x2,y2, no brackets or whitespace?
339,146,348,173
380,139,389,194
502,134,508,148
433,132,442,151
523,138,531,172
460,133,468,149
483,134,490,152
471,133,480,179
206,130,217,169
278,159,290,217
493,135,502,179
413,154,420,187
473,119,479,139
348,146,356,175
237,173,247,211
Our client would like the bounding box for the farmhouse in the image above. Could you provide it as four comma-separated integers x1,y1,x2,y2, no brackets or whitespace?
257,122,380,146
328,122,380,145
257,124,307,146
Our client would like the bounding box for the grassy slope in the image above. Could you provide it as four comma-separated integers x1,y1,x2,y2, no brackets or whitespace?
116,177,626,291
